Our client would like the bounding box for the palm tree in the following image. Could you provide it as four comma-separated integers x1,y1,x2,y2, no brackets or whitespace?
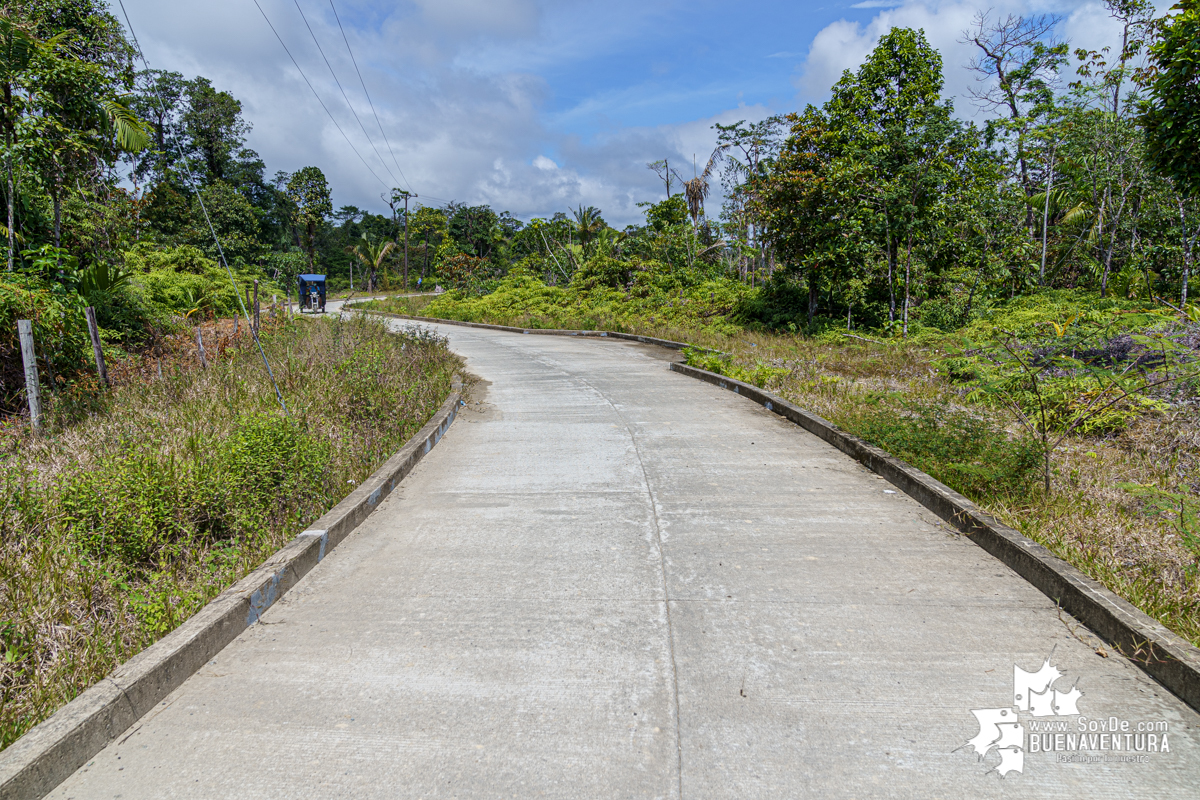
572,205,603,253
681,149,723,228
345,234,395,292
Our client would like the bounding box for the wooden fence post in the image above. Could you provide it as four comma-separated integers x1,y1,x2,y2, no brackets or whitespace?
84,307,109,388
253,279,260,334
17,320,42,434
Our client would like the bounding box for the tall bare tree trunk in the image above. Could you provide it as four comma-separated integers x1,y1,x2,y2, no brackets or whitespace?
53,171,62,249
5,147,11,271
4,79,12,272
902,232,913,337
1040,149,1055,285
1181,198,1196,308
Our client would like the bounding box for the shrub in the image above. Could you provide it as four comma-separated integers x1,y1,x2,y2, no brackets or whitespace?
848,403,1044,502
123,243,272,317
917,294,976,331
61,451,187,563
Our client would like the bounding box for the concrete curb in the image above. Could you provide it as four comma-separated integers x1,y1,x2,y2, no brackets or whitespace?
348,307,697,351
669,361,1200,713
0,378,464,800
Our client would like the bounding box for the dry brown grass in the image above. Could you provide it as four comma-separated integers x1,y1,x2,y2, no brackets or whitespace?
714,333,1200,649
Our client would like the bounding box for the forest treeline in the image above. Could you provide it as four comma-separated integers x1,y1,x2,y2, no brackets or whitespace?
3,0,1200,413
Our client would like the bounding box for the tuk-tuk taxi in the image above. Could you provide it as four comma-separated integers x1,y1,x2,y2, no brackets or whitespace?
298,274,327,313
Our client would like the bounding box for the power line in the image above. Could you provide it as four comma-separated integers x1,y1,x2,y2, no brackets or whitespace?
292,0,401,189
327,0,413,194
250,0,390,190
116,0,290,416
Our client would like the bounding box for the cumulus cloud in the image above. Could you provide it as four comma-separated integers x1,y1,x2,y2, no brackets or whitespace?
120,0,763,226
793,0,1162,116
122,0,1161,228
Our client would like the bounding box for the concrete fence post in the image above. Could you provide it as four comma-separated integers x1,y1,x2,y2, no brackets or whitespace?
17,319,42,434
196,327,208,369
85,307,109,388
253,280,260,334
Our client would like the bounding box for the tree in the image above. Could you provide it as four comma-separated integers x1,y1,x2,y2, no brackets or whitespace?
713,116,785,281
285,166,331,272
759,107,867,324
180,77,248,183
186,180,262,265
0,13,36,270
129,68,185,183
646,159,674,199
825,27,964,330
572,205,603,253
1071,0,1156,119
27,28,147,252
962,12,1068,229
407,205,447,283
1142,0,1200,306
447,203,501,258
345,233,394,292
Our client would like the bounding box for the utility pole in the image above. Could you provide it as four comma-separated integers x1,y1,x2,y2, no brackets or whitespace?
403,191,415,290
384,189,417,289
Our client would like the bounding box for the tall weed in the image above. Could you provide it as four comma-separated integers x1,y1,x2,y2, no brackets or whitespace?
0,315,460,748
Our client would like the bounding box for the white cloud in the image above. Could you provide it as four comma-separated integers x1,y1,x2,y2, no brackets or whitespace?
120,0,755,226
795,1,993,108
793,0,1169,116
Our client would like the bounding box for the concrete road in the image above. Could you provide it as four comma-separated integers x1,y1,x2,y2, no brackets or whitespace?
52,322,1200,799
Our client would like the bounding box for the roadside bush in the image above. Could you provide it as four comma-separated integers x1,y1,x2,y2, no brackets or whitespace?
61,452,187,563
407,271,750,335
917,294,976,331
0,315,460,748
0,273,90,413
849,403,1044,502
124,243,273,318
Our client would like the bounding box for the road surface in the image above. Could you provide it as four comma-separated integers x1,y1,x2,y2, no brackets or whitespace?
51,319,1200,798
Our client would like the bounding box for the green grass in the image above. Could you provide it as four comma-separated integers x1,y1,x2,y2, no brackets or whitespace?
0,314,461,749
363,272,752,337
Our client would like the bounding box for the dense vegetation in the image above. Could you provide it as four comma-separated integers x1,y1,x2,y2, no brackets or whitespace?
0,1,468,750
0,314,460,748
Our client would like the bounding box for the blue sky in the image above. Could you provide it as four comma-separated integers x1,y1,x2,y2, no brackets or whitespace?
119,0,1142,226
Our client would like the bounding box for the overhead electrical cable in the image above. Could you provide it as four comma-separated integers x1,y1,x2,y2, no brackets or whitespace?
116,0,290,415
327,0,413,193
292,0,401,189
250,0,390,190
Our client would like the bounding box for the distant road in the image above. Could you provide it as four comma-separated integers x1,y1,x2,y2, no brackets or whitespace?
52,319,1200,798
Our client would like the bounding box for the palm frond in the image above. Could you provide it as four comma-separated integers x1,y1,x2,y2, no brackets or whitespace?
101,99,150,153
0,17,37,77
1059,201,1093,228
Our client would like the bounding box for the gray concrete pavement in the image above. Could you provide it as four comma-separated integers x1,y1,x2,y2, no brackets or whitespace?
52,321,1200,798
